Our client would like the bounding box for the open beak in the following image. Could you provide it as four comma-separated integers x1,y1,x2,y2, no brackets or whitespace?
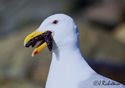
24,29,47,56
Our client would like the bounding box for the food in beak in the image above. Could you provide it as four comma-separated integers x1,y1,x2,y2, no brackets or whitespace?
25,31,53,51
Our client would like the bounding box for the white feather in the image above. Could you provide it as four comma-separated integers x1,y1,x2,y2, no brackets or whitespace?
37,14,125,88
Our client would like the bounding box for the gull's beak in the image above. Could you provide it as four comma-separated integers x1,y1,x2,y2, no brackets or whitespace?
24,29,47,56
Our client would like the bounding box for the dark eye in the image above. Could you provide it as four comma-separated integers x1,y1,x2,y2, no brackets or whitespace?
53,20,58,24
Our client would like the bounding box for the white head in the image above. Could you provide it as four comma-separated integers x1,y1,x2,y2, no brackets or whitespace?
24,14,79,56
39,14,79,49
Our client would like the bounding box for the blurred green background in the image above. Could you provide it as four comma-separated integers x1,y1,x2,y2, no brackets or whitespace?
0,0,125,88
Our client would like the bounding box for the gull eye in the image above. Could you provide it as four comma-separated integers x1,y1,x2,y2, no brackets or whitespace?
52,20,58,24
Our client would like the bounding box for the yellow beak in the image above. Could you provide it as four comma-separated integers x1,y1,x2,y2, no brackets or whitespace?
24,29,47,56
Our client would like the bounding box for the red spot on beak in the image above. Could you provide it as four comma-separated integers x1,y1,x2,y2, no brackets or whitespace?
34,51,39,55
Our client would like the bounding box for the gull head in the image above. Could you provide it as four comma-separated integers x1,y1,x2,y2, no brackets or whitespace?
24,14,79,56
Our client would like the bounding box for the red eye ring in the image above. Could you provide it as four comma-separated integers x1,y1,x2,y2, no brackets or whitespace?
53,20,58,24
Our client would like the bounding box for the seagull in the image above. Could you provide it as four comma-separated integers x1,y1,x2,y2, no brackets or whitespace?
24,14,125,88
